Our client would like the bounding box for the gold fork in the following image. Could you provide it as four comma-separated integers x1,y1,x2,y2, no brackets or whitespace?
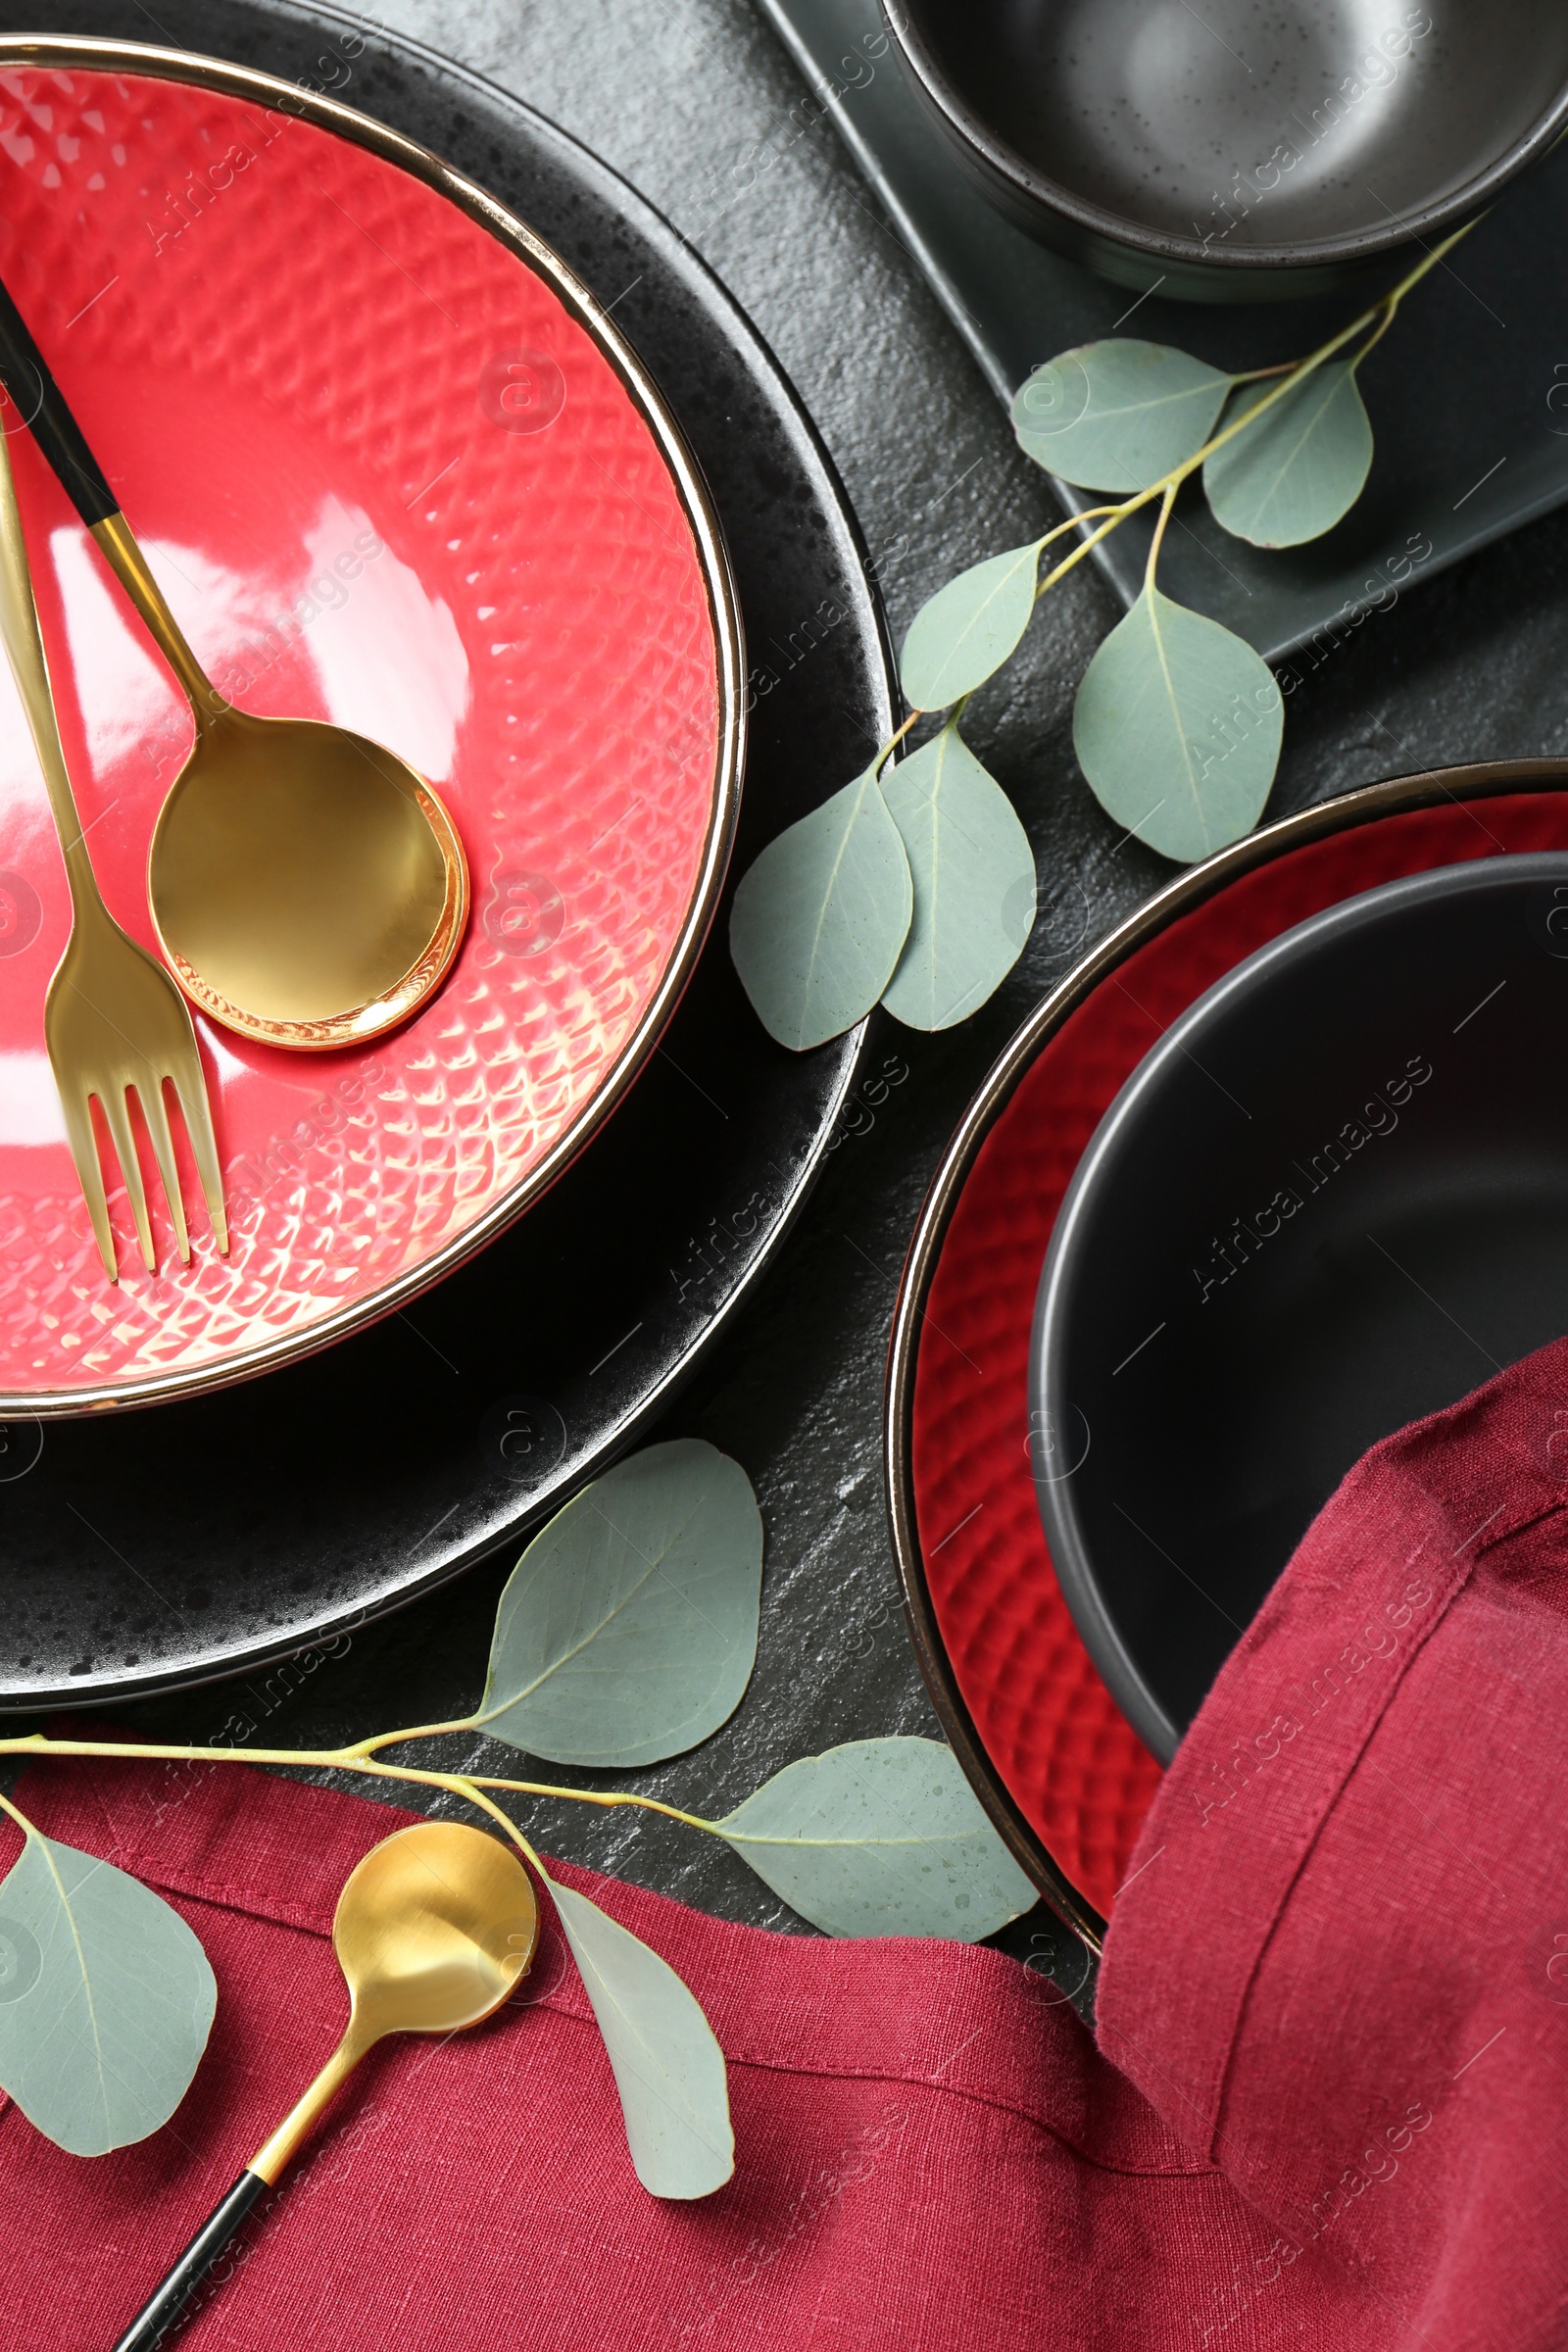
0,421,226,1282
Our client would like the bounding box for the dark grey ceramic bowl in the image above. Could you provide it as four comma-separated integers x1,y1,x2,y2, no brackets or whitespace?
1031,855,1568,1761
884,0,1568,300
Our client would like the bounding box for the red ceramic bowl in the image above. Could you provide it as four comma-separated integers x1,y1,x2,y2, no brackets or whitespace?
889,761,1568,1950
0,40,743,1416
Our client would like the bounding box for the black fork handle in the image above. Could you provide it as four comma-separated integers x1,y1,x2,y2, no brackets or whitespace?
110,2168,270,2351
0,270,119,526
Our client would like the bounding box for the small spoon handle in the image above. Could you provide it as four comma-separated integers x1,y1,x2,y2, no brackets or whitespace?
0,273,118,525
108,2022,371,2347
0,270,228,716
0,396,107,926
109,2168,270,2352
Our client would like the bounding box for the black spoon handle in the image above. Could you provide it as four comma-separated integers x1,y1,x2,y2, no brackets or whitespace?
0,271,119,526
110,2168,270,2351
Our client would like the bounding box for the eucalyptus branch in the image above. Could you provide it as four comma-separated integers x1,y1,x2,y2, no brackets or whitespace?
871,220,1478,761
1014,216,1479,653
726,208,1485,1048
999,215,1480,710
0,1442,1035,2185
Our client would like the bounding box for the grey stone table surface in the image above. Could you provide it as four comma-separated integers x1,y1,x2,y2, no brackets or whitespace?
17,0,1568,1981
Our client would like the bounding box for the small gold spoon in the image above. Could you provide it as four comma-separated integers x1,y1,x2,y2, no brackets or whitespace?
0,275,468,1052
111,1821,538,2352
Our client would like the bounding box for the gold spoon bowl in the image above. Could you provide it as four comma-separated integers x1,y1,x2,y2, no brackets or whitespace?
103,513,468,1050
111,1821,537,2352
252,1816,539,2180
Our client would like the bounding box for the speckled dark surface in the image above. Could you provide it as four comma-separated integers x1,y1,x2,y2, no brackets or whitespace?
7,0,1568,1999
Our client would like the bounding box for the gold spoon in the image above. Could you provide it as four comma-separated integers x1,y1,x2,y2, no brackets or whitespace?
0,275,468,1052
111,1820,538,2352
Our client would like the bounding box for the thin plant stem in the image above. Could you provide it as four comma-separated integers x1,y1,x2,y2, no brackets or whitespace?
1145,483,1178,589
347,1717,477,1758
466,1773,717,1834
1037,502,1148,598
0,1788,32,1836
1352,310,1396,368
0,1734,721,1838
440,1780,550,1878
873,709,921,770
1041,505,1117,549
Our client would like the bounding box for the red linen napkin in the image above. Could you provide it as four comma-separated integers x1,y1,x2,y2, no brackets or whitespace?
6,1339,1568,2349
0,1750,1344,2349
1100,1332,1568,2351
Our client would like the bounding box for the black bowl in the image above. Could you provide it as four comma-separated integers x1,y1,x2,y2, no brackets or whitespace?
1031,855,1568,1760
883,0,1568,300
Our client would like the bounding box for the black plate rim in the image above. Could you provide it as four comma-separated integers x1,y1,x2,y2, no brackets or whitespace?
881,0,1568,275
1031,849,1568,1764
0,0,895,1714
885,758,1568,1955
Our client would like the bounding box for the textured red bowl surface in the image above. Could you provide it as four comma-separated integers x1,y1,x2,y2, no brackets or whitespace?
909,787,1568,1922
0,55,734,1410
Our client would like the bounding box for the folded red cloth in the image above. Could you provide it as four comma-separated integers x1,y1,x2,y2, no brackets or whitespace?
5,1340,1568,2348
0,1748,1334,2349
1100,1331,1568,2351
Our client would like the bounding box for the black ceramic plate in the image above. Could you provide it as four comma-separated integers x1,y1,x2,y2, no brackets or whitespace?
0,0,894,1710
760,0,1568,665
1032,853,1568,1762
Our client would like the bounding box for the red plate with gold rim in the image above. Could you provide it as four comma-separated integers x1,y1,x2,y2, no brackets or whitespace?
0,41,742,1415
888,762,1568,1956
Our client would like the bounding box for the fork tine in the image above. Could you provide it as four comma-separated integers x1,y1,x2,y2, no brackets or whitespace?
57,1083,118,1284
171,1060,229,1256
137,1077,190,1265
99,1084,156,1274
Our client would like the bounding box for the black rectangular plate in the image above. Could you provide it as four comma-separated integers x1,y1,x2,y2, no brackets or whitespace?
760,0,1568,668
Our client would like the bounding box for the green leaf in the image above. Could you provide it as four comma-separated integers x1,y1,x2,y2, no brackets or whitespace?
715,1737,1037,1939
1012,341,1230,492
729,760,912,1051
1072,584,1282,865
545,1871,733,2197
477,1439,762,1767
880,724,1036,1030
1202,361,1374,546
0,1831,216,2155
899,542,1041,709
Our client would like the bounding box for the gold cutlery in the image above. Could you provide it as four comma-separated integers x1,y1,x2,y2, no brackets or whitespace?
0,275,468,1053
111,1822,539,2352
0,411,225,1281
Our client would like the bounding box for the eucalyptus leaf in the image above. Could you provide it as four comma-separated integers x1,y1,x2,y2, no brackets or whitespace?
730,760,912,1051
899,541,1041,710
1012,341,1230,492
880,725,1036,1030
546,1872,733,2197
477,1439,762,1767
1072,585,1282,864
715,1737,1036,1939
1202,361,1374,547
0,1831,216,2155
